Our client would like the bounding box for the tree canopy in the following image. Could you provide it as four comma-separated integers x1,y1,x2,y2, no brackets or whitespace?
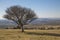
4,5,37,32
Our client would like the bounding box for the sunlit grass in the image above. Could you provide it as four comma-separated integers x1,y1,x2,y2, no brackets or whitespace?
0,29,60,40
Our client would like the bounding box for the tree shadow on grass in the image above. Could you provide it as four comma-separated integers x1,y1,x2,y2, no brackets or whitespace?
25,32,60,37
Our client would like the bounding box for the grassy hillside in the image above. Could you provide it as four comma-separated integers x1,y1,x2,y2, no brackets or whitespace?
0,29,60,40
24,25,60,30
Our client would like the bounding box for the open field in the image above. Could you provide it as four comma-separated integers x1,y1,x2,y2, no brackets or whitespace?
24,25,60,30
0,29,60,40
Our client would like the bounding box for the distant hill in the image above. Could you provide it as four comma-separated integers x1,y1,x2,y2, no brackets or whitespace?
0,18,60,29
0,20,17,28
29,18,60,25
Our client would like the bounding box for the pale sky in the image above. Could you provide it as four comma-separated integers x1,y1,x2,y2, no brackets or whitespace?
0,0,60,19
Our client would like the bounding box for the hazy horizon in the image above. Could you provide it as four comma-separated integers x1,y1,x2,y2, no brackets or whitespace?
0,0,60,19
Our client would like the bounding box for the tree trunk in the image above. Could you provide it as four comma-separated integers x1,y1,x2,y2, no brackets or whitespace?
21,24,24,32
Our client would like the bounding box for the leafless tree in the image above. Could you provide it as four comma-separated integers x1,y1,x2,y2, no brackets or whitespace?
4,5,37,32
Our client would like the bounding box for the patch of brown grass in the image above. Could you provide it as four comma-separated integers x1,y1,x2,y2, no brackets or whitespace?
0,29,60,40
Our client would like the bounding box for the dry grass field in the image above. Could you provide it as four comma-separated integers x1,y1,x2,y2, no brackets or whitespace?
0,29,60,40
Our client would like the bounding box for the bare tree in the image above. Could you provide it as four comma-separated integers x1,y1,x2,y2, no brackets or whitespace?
4,5,37,32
